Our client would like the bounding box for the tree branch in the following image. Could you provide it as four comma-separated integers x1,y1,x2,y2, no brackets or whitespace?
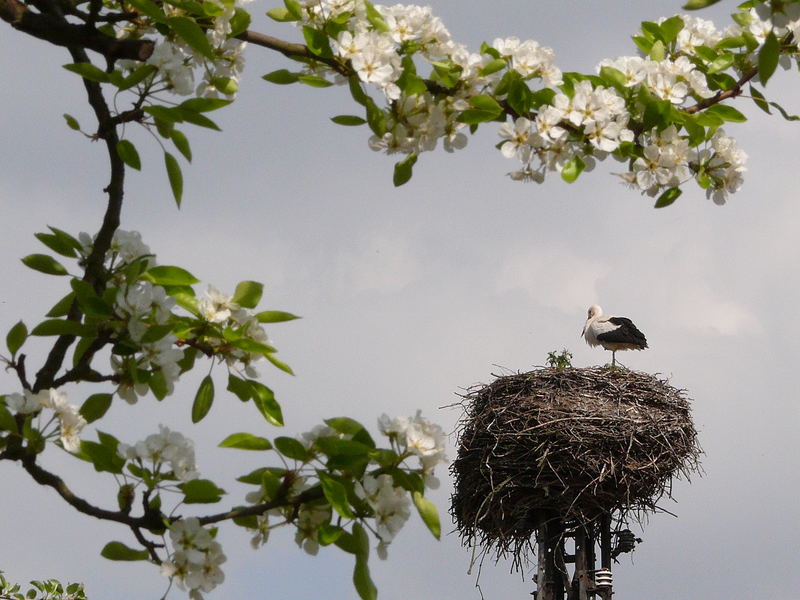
0,0,154,61
684,65,758,115
197,486,324,526
16,454,144,526
238,30,350,76
27,0,128,391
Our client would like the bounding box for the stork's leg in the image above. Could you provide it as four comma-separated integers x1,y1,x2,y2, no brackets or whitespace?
612,351,616,367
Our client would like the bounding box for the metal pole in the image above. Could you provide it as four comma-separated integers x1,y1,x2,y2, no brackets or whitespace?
597,514,613,600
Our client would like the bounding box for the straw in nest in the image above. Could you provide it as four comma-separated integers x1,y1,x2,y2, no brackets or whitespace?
450,367,701,563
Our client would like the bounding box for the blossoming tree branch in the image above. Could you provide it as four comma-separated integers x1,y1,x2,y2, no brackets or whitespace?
0,0,797,597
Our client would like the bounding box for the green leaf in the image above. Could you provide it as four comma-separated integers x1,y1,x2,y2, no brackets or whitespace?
265,352,294,375
0,402,17,433
176,108,221,131
348,77,369,106
315,436,372,458
768,100,800,121
31,319,88,337
561,155,585,183
118,64,158,90
21,254,68,276
167,16,215,59
393,153,417,187
63,114,80,131
704,104,747,123
143,265,199,286
318,524,344,546
255,310,300,323
302,26,333,58
46,292,76,318
759,30,780,86
228,7,251,36
469,94,503,113
139,323,174,343
274,436,309,460
213,76,239,95
116,140,141,170
262,69,299,84
101,541,149,561
331,115,367,126
682,0,721,8
266,7,297,21
324,417,366,436
298,74,333,88
599,66,627,92
78,440,125,473
231,338,277,356
179,479,226,503
34,232,77,258
227,374,253,402
191,375,215,423
284,0,303,18
507,78,534,115
144,105,182,124
749,85,771,114
352,523,376,600
364,97,386,137
232,280,263,309
396,63,427,95
680,114,706,146
318,471,353,518
654,187,682,208
706,52,735,74
457,109,501,125
642,98,672,131
364,0,389,32
479,58,507,76
640,21,662,43
632,35,653,55
6,320,27,356
164,152,183,207
250,381,283,426
144,369,164,401
219,433,272,450
80,393,113,424
429,60,462,88
168,129,191,162
126,0,167,22
412,491,440,539
63,62,109,83
649,39,666,61
179,98,232,113
47,226,83,253
659,15,684,44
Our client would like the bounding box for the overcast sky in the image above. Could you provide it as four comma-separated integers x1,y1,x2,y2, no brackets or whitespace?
2,1,799,599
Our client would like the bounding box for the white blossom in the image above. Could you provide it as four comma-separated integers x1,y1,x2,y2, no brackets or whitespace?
163,518,226,598
5,389,47,414
355,474,410,543
294,505,330,555
198,286,238,323
118,425,199,481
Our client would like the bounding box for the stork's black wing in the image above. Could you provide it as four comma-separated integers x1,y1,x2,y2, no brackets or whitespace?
598,317,648,348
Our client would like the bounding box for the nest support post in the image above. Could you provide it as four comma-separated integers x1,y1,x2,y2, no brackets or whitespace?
535,511,567,600
535,514,616,600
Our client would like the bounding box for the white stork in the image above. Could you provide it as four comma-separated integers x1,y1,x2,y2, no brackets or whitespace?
581,305,648,366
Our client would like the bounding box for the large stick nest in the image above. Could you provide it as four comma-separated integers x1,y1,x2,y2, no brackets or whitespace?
450,367,701,559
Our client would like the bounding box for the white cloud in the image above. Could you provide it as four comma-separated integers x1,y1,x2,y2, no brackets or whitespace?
336,231,421,294
664,285,762,336
494,245,611,314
